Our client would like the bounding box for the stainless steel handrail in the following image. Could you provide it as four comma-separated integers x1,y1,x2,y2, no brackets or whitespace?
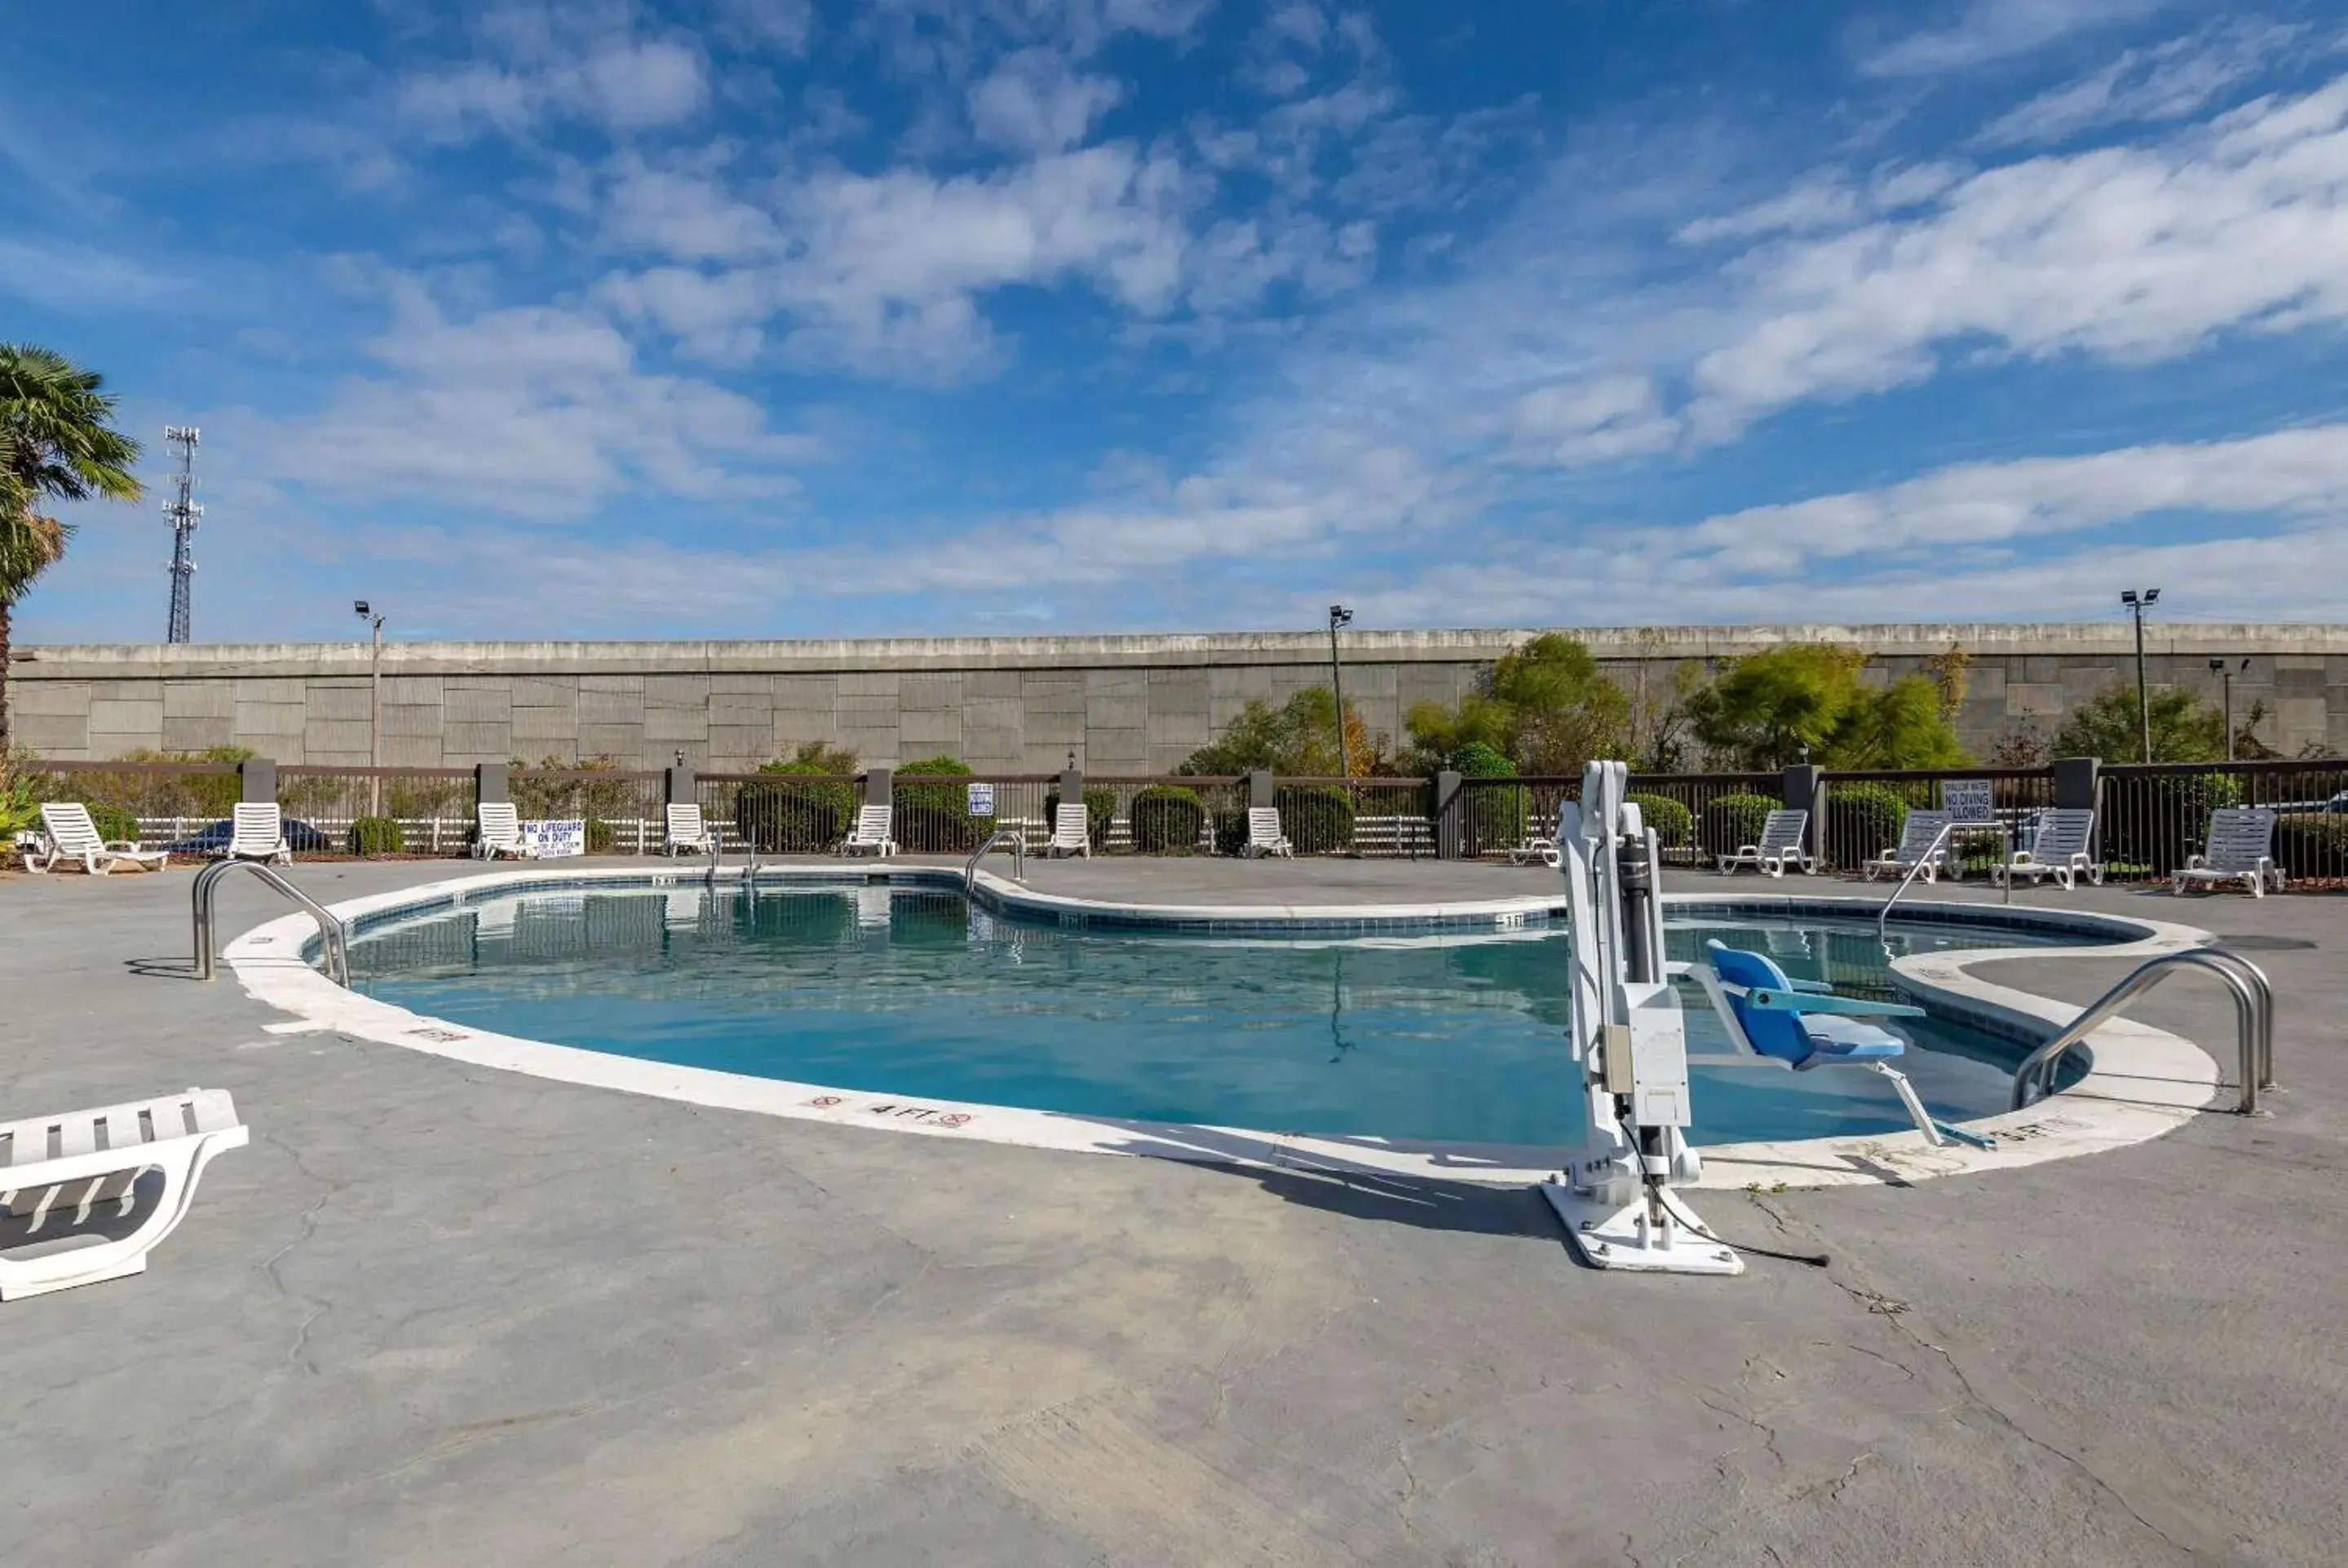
1877,819,2015,947
192,859,352,987
2010,947,2275,1114
964,829,1026,894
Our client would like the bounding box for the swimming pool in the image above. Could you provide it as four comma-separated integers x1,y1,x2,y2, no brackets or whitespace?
347,882,2094,1148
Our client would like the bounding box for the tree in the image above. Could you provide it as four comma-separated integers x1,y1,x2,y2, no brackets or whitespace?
0,346,143,754
1403,633,1628,776
1687,644,1967,771
1178,688,1386,776
2051,683,2226,762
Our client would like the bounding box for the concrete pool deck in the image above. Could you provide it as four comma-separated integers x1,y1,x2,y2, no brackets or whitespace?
2,857,2343,1565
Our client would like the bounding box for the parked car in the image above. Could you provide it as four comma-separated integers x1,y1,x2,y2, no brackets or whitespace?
160,817,337,855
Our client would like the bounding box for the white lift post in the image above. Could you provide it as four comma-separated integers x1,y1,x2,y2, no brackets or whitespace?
1541,761,1743,1275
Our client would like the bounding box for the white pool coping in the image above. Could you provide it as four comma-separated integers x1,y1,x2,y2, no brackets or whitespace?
224,863,2226,1192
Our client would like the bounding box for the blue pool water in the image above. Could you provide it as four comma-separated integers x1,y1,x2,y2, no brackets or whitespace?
349,884,2085,1148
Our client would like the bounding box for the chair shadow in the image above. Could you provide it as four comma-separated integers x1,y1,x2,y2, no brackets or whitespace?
123,956,203,982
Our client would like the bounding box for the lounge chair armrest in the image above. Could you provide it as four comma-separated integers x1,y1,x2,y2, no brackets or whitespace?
1741,989,1927,1020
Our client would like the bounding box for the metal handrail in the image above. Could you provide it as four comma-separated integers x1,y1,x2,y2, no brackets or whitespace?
2011,947,2275,1114
1876,819,2014,946
964,829,1026,894
192,859,352,987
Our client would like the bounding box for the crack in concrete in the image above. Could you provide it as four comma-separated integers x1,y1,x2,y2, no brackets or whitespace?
254,1131,343,1377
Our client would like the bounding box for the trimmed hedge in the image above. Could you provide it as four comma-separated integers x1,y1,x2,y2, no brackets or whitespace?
1825,782,1910,862
1625,792,1692,847
1698,793,1779,859
1130,784,1206,853
895,756,983,853
2276,813,2348,878
736,763,858,852
347,815,404,855
1276,784,1355,854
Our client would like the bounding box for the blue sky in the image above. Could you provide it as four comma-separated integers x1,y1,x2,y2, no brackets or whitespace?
9,0,2348,643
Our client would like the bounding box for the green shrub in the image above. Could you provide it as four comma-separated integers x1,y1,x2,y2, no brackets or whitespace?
87,802,141,845
1211,806,1250,856
1824,782,1909,863
2275,813,2348,879
1130,785,1206,853
1276,784,1355,854
348,816,404,855
894,756,981,853
0,774,38,841
2107,773,2244,875
586,816,617,854
1045,786,1119,850
737,761,858,852
1447,742,1529,854
1625,792,1693,847
1698,793,1780,859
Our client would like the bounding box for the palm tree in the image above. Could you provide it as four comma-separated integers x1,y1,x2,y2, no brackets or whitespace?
0,344,143,756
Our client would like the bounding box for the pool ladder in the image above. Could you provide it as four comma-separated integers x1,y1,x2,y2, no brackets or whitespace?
2010,947,2274,1115
964,829,1026,895
192,859,352,987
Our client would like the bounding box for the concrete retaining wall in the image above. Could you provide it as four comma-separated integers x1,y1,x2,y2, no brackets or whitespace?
11,624,2348,769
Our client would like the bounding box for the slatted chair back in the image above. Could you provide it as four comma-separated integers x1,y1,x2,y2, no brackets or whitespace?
2,1089,240,1216
1050,802,1089,851
229,803,284,858
38,803,105,858
1757,809,1808,852
847,804,894,845
2201,807,2277,871
476,802,522,850
665,802,707,842
2027,808,2096,862
1892,810,1953,862
1247,806,1286,847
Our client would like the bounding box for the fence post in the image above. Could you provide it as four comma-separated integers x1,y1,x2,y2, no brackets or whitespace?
475,762,507,806
1434,769,1464,859
1247,769,1275,810
239,757,276,805
2052,757,2099,811
864,767,893,806
1783,763,1824,866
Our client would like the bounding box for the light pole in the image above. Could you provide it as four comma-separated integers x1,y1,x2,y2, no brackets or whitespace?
2120,588,2160,763
1327,604,1354,782
2209,656,2249,761
355,600,385,815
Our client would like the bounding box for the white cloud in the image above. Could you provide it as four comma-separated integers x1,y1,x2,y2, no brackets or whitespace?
391,8,710,144
1507,376,1679,466
1978,20,2304,148
967,47,1125,153
231,279,809,518
1859,0,2167,78
1686,77,2348,438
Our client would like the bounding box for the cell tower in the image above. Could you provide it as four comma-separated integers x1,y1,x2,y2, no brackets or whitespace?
162,426,201,643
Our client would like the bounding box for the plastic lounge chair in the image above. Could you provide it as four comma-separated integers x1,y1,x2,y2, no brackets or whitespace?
2173,807,2284,898
839,804,897,858
1506,837,1559,868
474,802,534,860
226,802,293,865
1991,808,2103,890
664,803,719,858
1240,806,1293,859
23,803,170,876
1717,808,1811,877
1688,943,1983,1151
0,1088,249,1300
1862,810,1953,883
1047,802,1090,859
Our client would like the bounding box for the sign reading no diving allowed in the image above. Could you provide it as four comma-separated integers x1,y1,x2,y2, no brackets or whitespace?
967,783,996,816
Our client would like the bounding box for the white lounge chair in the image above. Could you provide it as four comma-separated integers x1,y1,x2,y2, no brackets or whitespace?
1,1088,249,1300
1240,806,1293,859
1991,808,2103,890
1047,802,1090,858
226,802,292,864
2173,807,2284,897
664,802,718,857
1862,810,1953,883
23,802,170,876
474,802,533,860
1717,808,1812,877
839,803,897,858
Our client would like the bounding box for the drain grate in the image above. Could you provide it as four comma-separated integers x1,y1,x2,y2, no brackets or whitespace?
2212,934,2319,952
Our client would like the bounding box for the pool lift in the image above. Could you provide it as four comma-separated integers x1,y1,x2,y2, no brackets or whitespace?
1545,762,1987,1278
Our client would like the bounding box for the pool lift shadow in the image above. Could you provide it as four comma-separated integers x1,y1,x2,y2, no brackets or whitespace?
1537,762,1988,1279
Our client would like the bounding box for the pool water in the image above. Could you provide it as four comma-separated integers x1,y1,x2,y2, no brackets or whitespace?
350,884,2080,1148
